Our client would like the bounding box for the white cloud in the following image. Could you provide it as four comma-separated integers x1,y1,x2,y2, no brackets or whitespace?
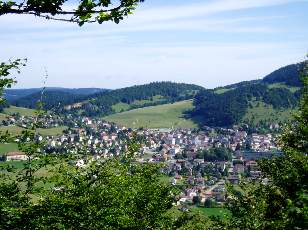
131,0,305,22
0,0,307,89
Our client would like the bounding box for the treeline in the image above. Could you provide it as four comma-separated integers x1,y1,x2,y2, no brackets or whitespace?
192,84,300,127
0,100,9,112
11,91,88,111
5,88,106,103
68,82,204,117
262,62,305,86
197,147,232,161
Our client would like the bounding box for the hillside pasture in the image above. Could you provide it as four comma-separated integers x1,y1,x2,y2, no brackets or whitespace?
242,101,295,125
191,207,231,218
267,83,300,93
0,143,19,156
0,125,67,136
111,95,166,113
4,106,36,116
104,100,197,129
0,113,8,121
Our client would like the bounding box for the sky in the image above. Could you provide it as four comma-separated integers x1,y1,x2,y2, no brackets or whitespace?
0,0,308,89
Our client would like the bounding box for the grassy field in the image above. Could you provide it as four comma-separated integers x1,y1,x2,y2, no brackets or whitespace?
0,125,25,135
267,83,300,93
0,113,8,121
105,100,198,129
36,126,67,136
214,88,233,94
0,125,67,136
3,106,36,116
0,143,19,156
0,160,26,169
191,207,231,218
242,101,295,125
112,102,131,113
112,95,166,113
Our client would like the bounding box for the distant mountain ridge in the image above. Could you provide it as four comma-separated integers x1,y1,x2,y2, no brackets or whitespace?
4,87,108,102
11,91,87,111
5,61,306,129
6,82,203,116
66,82,205,117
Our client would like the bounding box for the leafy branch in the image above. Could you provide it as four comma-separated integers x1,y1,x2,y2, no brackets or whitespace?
0,0,145,26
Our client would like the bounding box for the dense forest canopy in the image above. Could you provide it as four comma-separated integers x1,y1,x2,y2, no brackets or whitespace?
262,62,305,86
11,91,88,110
64,82,204,116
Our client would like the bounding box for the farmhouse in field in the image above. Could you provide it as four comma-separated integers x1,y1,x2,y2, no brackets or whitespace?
6,152,27,161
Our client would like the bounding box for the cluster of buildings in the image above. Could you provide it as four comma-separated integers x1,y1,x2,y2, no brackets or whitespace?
136,128,280,207
1,113,65,129
1,113,281,208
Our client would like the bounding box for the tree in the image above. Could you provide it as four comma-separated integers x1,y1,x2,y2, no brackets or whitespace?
0,0,145,26
193,196,201,205
204,198,216,208
0,59,26,102
21,159,176,229
223,59,308,229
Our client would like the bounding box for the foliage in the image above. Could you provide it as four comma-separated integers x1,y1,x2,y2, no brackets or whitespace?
192,75,301,127
68,82,203,117
0,127,179,229
199,147,232,162
0,59,26,105
262,62,305,87
14,160,176,229
0,0,145,26
193,196,201,205
222,60,308,230
12,91,87,111
204,198,216,208
174,213,216,230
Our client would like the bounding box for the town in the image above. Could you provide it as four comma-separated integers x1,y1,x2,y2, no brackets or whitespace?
1,111,281,210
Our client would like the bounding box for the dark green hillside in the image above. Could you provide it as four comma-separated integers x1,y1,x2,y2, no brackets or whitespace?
4,88,41,101
11,91,87,111
215,79,261,93
262,62,305,86
67,82,204,117
192,63,304,127
4,87,106,102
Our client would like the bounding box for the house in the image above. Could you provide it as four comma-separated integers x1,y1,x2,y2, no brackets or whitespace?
212,186,226,201
228,175,240,184
6,152,27,161
169,146,181,155
76,159,85,168
233,163,245,174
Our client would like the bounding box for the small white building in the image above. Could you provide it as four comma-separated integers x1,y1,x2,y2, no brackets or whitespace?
6,152,27,161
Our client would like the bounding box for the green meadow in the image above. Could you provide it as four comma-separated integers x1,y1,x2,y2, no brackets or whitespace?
104,100,197,129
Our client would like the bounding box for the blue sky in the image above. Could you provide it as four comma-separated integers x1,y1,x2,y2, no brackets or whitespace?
1,0,307,89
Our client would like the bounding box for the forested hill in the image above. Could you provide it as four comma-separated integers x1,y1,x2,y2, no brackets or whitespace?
262,62,305,86
5,88,107,102
191,62,305,128
64,82,204,117
7,62,305,129
11,91,88,111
